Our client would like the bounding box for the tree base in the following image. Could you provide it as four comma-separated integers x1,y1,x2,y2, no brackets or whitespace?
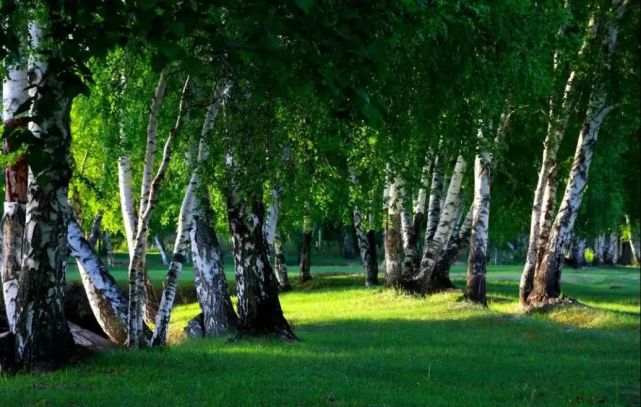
523,296,584,313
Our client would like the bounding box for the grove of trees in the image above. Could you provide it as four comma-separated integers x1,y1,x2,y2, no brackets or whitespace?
0,0,638,373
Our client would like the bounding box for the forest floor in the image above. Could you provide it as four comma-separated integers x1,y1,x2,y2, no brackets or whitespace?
0,256,639,406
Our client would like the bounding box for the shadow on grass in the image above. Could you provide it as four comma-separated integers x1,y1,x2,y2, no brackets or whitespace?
1,314,638,406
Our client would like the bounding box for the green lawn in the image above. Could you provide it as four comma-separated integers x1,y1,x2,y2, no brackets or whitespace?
1,260,639,406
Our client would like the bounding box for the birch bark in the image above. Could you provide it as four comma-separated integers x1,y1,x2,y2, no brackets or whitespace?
466,146,492,305
528,0,629,305
14,21,75,368
1,52,29,333
520,14,597,304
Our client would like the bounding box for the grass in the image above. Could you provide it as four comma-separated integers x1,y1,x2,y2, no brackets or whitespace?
1,257,639,406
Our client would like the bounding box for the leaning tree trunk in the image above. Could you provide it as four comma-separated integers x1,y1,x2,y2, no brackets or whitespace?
354,207,378,286
227,194,296,339
187,191,237,337
68,217,129,344
527,1,628,306
154,235,169,266
150,167,196,346
138,71,168,323
402,155,467,294
299,205,312,282
127,76,189,348
519,15,595,304
435,205,473,277
384,176,403,287
398,178,419,277
157,79,233,342
466,149,492,305
14,21,75,369
1,52,29,334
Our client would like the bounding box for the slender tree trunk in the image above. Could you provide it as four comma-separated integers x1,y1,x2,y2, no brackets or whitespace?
528,87,619,304
402,155,467,294
188,191,237,337
384,176,403,287
299,204,312,282
519,15,596,304
154,235,169,266
127,76,189,348
14,21,75,369
466,148,492,305
150,167,196,346
413,156,432,238
354,207,378,286
104,231,115,267
593,235,604,265
88,212,102,250
625,214,639,266
1,54,29,334
274,231,291,291
435,205,473,276
68,217,129,344
227,194,295,339
425,155,444,243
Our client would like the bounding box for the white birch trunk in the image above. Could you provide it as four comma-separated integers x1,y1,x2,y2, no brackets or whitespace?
425,155,444,243
68,217,129,344
520,14,597,304
14,20,75,367
127,76,189,348
1,51,29,333
404,155,467,293
466,147,492,305
528,0,629,304
154,235,169,266
384,175,403,286
413,156,432,236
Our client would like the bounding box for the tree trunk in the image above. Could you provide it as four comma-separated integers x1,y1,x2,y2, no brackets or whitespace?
227,194,295,339
87,212,103,250
154,235,169,266
425,155,444,243
466,149,492,305
603,233,617,265
402,155,467,294
354,207,378,286
104,231,115,267
593,235,604,265
150,167,196,346
14,21,75,369
528,81,620,304
68,217,129,344
127,76,190,348
1,55,29,334
384,176,403,287
188,192,237,336
299,205,312,282
273,231,291,291
435,205,473,277
413,156,432,239
625,215,639,266
519,15,596,304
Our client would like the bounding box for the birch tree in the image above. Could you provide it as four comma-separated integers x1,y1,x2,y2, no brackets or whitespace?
527,0,631,306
